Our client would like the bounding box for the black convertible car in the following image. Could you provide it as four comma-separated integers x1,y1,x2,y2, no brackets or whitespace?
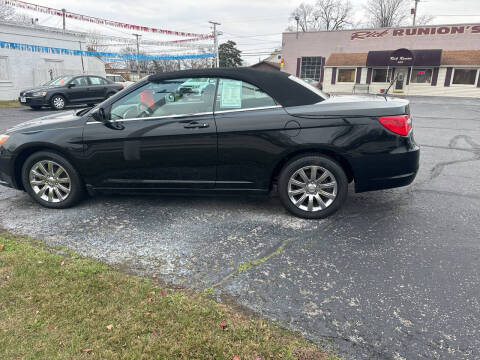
19,75,123,110
0,68,419,219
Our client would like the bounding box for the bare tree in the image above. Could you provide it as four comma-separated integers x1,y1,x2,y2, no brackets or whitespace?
364,0,409,28
316,0,353,30
0,2,32,24
415,14,435,26
288,3,319,32
287,0,353,32
151,59,180,73
86,31,109,53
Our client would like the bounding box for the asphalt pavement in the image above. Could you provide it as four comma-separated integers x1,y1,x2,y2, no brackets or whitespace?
0,97,479,359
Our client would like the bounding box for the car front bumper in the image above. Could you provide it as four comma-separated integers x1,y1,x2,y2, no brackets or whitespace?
0,150,17,189
18,96,48,107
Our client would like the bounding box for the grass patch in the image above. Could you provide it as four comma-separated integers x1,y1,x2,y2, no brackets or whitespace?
0,232,339,360
0,100,21,108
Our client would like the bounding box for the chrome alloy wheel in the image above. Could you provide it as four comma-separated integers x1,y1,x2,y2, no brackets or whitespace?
29,160,71,203
287,165,338,212
53,96,65,109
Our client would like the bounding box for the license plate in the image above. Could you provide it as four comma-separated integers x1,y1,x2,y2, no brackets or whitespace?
20,97,26,103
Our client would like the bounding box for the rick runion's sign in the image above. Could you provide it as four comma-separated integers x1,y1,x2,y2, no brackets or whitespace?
351,25,480,40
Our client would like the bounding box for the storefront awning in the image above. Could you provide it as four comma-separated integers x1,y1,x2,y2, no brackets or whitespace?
366,49,442,67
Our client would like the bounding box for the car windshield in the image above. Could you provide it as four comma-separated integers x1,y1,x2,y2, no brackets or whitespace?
288,75,329,100
41,79,54,86
49,76,74,86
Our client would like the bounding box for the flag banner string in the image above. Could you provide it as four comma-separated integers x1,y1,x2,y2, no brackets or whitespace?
2,0,214,39
90,34,213,48
0,40,215,61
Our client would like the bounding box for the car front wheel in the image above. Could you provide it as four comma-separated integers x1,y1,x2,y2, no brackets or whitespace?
278,155,348,219
50,95,66,110
22,151,84,208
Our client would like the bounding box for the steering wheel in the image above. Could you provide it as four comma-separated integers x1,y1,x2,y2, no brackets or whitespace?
136,102,154,117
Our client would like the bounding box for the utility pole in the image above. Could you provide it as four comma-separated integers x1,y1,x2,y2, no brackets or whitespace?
295,15,300,39
132,33,141,79
412,0,420,26
209,21,221,68
62,8,66,31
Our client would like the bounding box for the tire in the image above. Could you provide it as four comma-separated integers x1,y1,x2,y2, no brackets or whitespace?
21,151,85,209
50,95,66,110
30,106,42,110
278,154,348,219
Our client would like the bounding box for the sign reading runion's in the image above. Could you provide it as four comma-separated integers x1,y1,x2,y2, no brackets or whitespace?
350,25,480,40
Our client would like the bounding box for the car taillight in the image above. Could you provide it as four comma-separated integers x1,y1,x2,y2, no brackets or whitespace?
379,115,412,136
121,84,125,89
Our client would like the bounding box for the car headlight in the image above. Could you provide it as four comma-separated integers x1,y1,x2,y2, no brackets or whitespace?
0,134,9,147
32,91,47,97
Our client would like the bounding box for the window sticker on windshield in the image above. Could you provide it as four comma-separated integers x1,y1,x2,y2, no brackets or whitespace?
220,80,242,108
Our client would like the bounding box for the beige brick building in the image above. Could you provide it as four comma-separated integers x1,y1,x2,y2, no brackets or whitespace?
282,24,480,97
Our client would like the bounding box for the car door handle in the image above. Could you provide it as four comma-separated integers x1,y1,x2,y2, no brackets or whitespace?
184,121,209,129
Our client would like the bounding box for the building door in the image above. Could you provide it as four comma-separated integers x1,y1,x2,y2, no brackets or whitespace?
394,69,408,92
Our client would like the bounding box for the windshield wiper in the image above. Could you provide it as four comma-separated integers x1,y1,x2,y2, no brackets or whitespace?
76,107,93,116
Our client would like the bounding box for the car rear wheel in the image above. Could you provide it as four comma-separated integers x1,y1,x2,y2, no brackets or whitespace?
22,151,85,209
278,155,348,219
51,95,66,110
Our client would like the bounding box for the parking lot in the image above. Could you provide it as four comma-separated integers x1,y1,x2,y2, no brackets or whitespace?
1,97,479,359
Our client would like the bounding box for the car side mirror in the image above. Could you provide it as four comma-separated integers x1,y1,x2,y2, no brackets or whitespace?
67,83,75,88
91,107,107,122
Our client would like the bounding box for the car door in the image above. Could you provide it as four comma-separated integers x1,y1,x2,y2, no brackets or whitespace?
67,76,91,103
88,76,108,101
82,77,218,189
213,78,292,191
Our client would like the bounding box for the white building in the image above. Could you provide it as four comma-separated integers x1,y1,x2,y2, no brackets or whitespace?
0,22,105,100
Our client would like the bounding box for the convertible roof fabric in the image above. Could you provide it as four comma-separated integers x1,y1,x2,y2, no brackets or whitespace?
148,68,324,107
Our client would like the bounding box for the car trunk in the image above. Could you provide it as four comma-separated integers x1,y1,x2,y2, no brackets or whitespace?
284,95,410,119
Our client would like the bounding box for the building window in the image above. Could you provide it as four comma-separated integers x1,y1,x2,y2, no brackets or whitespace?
0,57,9,81
452,69,477,85
410,68,433,84
372,68,393,83
301,57,323,81
337,68,356,83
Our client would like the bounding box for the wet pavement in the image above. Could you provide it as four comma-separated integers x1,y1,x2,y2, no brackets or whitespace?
1,97,479,359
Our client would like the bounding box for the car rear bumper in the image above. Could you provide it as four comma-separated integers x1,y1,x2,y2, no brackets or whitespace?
352,144,420,193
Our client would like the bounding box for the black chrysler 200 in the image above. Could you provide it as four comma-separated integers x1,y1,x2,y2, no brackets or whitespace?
19,75,123,110
0,68,419,219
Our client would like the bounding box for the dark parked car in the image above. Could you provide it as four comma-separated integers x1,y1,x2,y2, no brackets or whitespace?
18,75,123,110
1,68,419,219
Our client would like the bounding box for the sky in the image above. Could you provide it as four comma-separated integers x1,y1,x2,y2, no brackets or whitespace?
9,0,480,65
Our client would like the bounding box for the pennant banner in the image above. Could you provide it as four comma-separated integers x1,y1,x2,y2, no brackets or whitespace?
91,34,213,48
0,40,215,61
3,0,214,39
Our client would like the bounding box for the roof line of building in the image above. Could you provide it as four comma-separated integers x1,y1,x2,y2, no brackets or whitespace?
0,21,87,39
282,22,480,35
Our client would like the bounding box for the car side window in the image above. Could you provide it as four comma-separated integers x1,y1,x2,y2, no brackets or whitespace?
109,77,217,121
71,76,89,86
215,79,276,111
90,77,107,85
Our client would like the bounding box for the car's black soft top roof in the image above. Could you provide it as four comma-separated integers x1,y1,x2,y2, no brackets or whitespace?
147,68,324,107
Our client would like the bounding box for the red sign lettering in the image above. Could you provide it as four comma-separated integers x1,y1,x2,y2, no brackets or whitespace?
351,25,479,40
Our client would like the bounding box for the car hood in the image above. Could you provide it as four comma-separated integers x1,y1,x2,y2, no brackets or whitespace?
20,85,64,94
286,94,409,118
6,110,83,134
